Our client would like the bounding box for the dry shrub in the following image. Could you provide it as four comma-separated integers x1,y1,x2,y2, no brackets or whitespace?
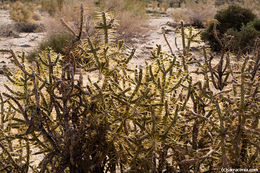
32,13,41,21
235,0,260,17
41,0,96,36
171,8,189,23
160,2,169,12
42,0,148,41
0,24,18,37
0,22,44,35
0,1,10,10
5,1,44,33
114,10,147,41
14,23,44,33
57,0,96,26
39,0,59,16
9,1,37,24
149,1,159,9
172,0,217,27
41,17,65,35
101,0,148,41
21,0,147,41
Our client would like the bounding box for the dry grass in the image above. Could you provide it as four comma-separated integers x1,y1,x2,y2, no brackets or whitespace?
14,23,44,33
5,0,148,42
9,1,38,24
42,0,96,38
149,1,159,9
160,2,170,12
42,0,148,41
170,8,190,23
101,0,148,41
0,24,18,37
6,1,44,33
171,0,218,27
235,0,260,17
39,0,60,16
0,1,10,10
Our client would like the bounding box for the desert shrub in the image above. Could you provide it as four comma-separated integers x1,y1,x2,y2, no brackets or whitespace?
28,32,73,61
252,17,260,30
32,13,41,21
0,8,259,173
171,0,217,28
9,1,37,23
39,0,61,16
170,8,189,22
14,23,44,33
0,24,18,37
202,4,257,52
38,33,72,54
215,4,256,33
27,0,147,41
100,0,148,41
226,18,260,53
235,0,260,17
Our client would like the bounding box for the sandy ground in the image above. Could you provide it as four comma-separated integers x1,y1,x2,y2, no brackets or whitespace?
0,9,46,92
0,10,46,53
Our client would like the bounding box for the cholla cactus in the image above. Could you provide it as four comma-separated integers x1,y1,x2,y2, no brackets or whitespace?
0,4,259,173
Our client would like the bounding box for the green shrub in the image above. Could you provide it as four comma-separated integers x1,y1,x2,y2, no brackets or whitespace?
39,33,72,54
28,33,72,61
202,4,257,52
215,4,256,33
252,17,260,30
226,18,260,53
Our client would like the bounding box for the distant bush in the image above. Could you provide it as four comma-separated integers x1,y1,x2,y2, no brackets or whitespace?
202,4,257,52
171,0,217,28
215,4,256,33
40,33,72,53
100,0,148,41
14,23,44,33
235,0,260,17
39,0,64,16
9,1,37,23
28,33,72,61
226,18,260,53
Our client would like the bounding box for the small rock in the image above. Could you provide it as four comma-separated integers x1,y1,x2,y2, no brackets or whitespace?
166,21,178,28
146,46,153,50
18,44,31,47
161,26,174,34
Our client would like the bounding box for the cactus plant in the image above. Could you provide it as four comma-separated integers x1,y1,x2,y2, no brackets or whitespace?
0,4,259,173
